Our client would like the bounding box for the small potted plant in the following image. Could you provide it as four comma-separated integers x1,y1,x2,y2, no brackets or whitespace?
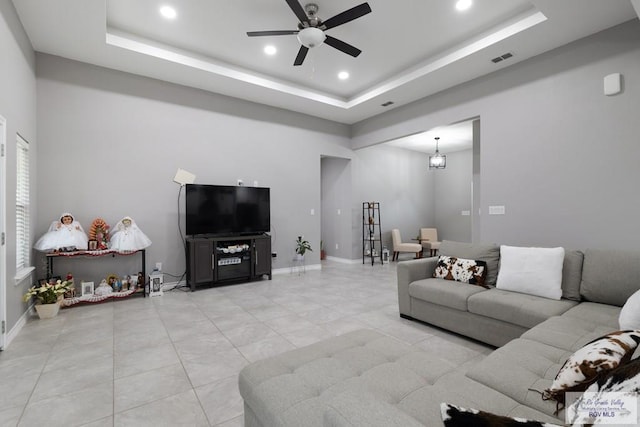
23,279,72,319
295,236,312,260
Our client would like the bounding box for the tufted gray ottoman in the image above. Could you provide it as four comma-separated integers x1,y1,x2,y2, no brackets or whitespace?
239,329,464,427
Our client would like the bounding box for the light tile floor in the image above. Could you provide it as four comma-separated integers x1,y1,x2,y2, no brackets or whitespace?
0,260,493,426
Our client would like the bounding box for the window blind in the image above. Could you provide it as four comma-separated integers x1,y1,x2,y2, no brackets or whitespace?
16,134,30,271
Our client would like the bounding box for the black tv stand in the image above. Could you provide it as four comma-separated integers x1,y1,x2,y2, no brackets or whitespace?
186,234,271,291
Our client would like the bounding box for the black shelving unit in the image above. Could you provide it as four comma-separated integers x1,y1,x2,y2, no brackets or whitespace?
362,202,384,265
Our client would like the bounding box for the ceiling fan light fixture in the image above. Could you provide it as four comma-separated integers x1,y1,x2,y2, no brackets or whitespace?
455,0,473,11
297,27,326,48
159,5,177,19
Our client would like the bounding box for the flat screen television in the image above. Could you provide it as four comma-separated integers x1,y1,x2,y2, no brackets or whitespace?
186,184,270,236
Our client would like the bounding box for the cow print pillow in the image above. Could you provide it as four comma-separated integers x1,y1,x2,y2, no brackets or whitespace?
440,403,563,427
543,330,640,407
567,356,640,425
433,256,488,288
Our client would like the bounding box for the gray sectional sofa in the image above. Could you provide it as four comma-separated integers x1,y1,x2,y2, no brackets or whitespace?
239,242,640,427
397,240,587,347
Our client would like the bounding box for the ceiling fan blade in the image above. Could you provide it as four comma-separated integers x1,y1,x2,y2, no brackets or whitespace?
247,30,299,37
321,3,371,31
293,45,309,66
285,0,310,24
324,35,362,57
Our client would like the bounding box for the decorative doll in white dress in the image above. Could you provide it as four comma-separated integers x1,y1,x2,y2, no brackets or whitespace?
34,213,89,252
109,216,152,251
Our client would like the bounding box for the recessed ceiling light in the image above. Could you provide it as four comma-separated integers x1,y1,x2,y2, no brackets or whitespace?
159,5,177,19
338,71,350,80
264,45,277,56
455,0,472,11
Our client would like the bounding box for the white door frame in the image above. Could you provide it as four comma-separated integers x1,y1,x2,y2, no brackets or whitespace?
0,115,7,350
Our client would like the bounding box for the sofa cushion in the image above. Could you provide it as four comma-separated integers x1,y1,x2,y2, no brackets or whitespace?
409,278,487,311
558,302,622,330
467,288,578,329
520,306,621,353
439,241,501,287
466,338,572,418
580,249,640,306
239,329,458,427
433,256,488,288
496,246,565,300
560,250,583,301
619,289,640,330
542,329,640,405
440,403,563,427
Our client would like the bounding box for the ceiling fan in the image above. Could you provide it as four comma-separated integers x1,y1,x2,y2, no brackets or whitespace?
247,1,372,66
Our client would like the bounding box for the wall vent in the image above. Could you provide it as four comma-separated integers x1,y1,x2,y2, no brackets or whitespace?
381,101,394,107
491,52,514,63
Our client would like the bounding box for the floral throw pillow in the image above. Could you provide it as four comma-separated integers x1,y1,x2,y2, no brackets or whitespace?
440,403,563,427
542,330,640,408
433,256,488,288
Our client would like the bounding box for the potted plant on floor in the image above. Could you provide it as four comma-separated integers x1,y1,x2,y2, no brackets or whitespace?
23,279,72,319
295,236,312,261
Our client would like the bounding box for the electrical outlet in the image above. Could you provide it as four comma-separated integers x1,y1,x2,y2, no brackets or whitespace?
155,262,162,271
271,252,277,258
335,243,339,250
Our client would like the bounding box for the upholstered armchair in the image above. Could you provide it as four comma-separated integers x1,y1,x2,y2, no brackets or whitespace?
391,229,423,261
419,228,441,256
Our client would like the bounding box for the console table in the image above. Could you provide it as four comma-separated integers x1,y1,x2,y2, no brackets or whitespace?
46,249,147,297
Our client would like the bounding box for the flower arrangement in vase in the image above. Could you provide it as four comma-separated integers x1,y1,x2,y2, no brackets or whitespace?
23,280,72,319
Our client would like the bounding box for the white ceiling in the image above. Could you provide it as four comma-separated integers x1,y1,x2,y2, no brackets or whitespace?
386,120,474,154
12,0,639,125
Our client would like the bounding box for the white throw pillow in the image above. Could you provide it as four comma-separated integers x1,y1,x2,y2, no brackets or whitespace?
496,245,565,300
620,289,640,329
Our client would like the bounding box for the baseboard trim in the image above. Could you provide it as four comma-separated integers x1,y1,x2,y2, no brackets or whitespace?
272,263,322,275
325,256,361,264
3,302,34,350
160,280,186,292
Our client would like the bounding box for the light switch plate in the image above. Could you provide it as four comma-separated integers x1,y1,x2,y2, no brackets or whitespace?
489,205,506,215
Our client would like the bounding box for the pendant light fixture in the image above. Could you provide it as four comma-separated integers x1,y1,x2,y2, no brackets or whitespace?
429,137,446,169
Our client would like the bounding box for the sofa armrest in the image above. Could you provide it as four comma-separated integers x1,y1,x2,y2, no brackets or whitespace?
397,257,438,316
324,391,425,427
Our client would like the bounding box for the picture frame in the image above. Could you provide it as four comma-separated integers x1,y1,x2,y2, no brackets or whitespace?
81,281,94,296
88,240,98,250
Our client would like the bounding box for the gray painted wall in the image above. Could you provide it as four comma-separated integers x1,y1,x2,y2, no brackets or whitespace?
351,145,434,260
352,20,640,250
0,0,37,333
320,157,352,259
433,149,472,243
472,119,481,243
35,54,352,283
